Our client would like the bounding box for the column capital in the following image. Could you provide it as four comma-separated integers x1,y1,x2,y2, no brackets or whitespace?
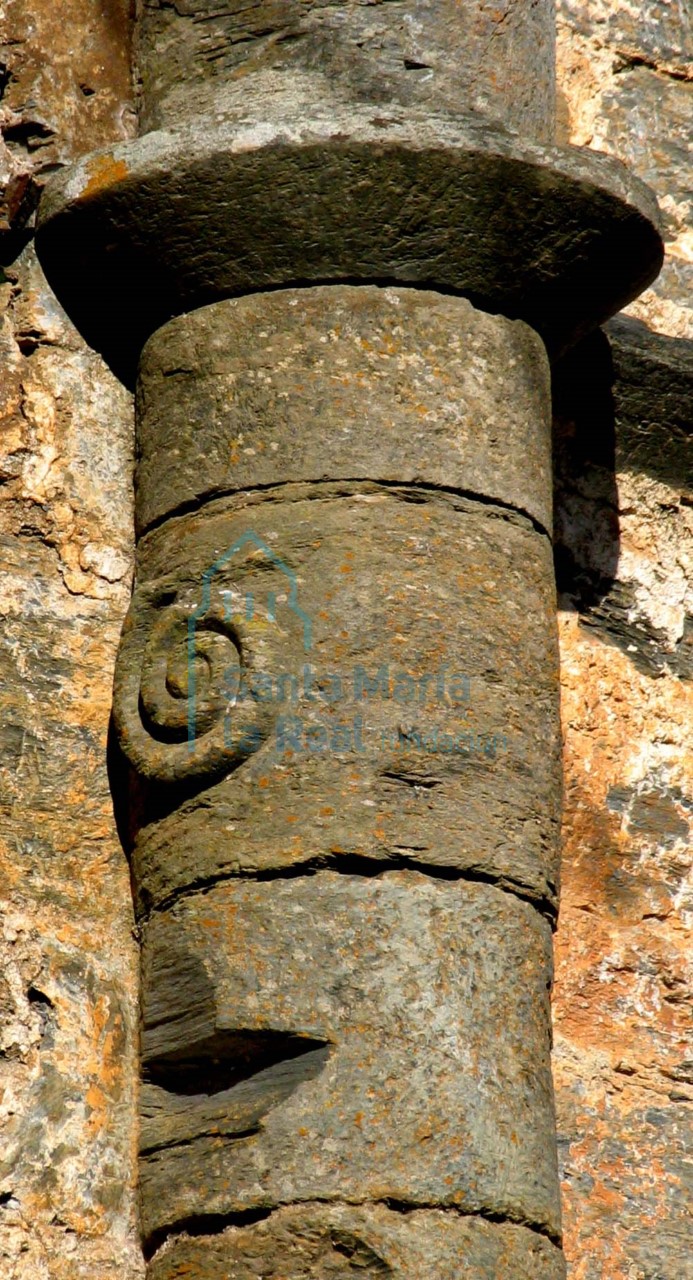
36,105,662,385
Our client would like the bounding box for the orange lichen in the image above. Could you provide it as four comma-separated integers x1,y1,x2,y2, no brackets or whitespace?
82,153,130,199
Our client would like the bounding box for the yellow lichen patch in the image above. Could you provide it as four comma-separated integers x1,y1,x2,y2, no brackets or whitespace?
82,153,130,200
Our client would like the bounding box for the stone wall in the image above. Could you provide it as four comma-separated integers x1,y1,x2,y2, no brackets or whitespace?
0,2,143,1277
554,4,692,1277
0,2,690,1277
557,0,692,340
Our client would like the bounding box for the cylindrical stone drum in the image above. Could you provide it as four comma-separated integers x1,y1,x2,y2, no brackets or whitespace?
113,286,565,1276
137,0,557,142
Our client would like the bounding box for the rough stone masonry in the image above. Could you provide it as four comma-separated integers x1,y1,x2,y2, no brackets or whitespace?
35,2,664,1277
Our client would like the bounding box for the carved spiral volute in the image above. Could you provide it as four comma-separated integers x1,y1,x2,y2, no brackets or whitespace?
113,579,276,784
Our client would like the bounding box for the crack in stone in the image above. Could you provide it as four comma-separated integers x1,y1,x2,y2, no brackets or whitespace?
138,477,551,542
613,49,693,84
139,853,558,928
144,1197,563,1262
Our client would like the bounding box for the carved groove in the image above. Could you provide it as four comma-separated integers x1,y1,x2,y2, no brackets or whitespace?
143,1029,332,1096
142,854,559,928
138,476,552,542
144,1199,562,1266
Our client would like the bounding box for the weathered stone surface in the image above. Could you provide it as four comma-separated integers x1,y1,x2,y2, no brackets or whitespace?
0,0,134,239
1,0,690,1278
559,0,692,74
592,68,692,232
0,4,141,1277
125,261,564,1277
136,287,553,534
593,68,692,310
606,315,693,490
639,256,693,339
557,2,692,340
137,0,557,143
555,6,693,1236
551,297,692,1278
0,471,141,1280
0,919,137,1272
36,106,662,381
147,1205,566,1279
552,322,692,677
0,245,134,595
115,486,561,914
139,873,560,1245
554,612,692,1280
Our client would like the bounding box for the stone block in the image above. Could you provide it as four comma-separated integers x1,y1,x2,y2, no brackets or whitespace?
139,873,560,1246
135,287,553,535
36,106,662,382
138,0,557,142
114,488,562,913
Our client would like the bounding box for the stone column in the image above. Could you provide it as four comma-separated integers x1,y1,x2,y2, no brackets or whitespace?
35,2,663,1277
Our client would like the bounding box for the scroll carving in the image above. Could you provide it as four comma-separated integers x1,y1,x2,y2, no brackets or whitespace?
113,576,280,784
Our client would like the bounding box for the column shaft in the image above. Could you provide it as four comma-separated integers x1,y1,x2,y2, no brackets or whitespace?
137,0,557,141
113,286,566,1275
